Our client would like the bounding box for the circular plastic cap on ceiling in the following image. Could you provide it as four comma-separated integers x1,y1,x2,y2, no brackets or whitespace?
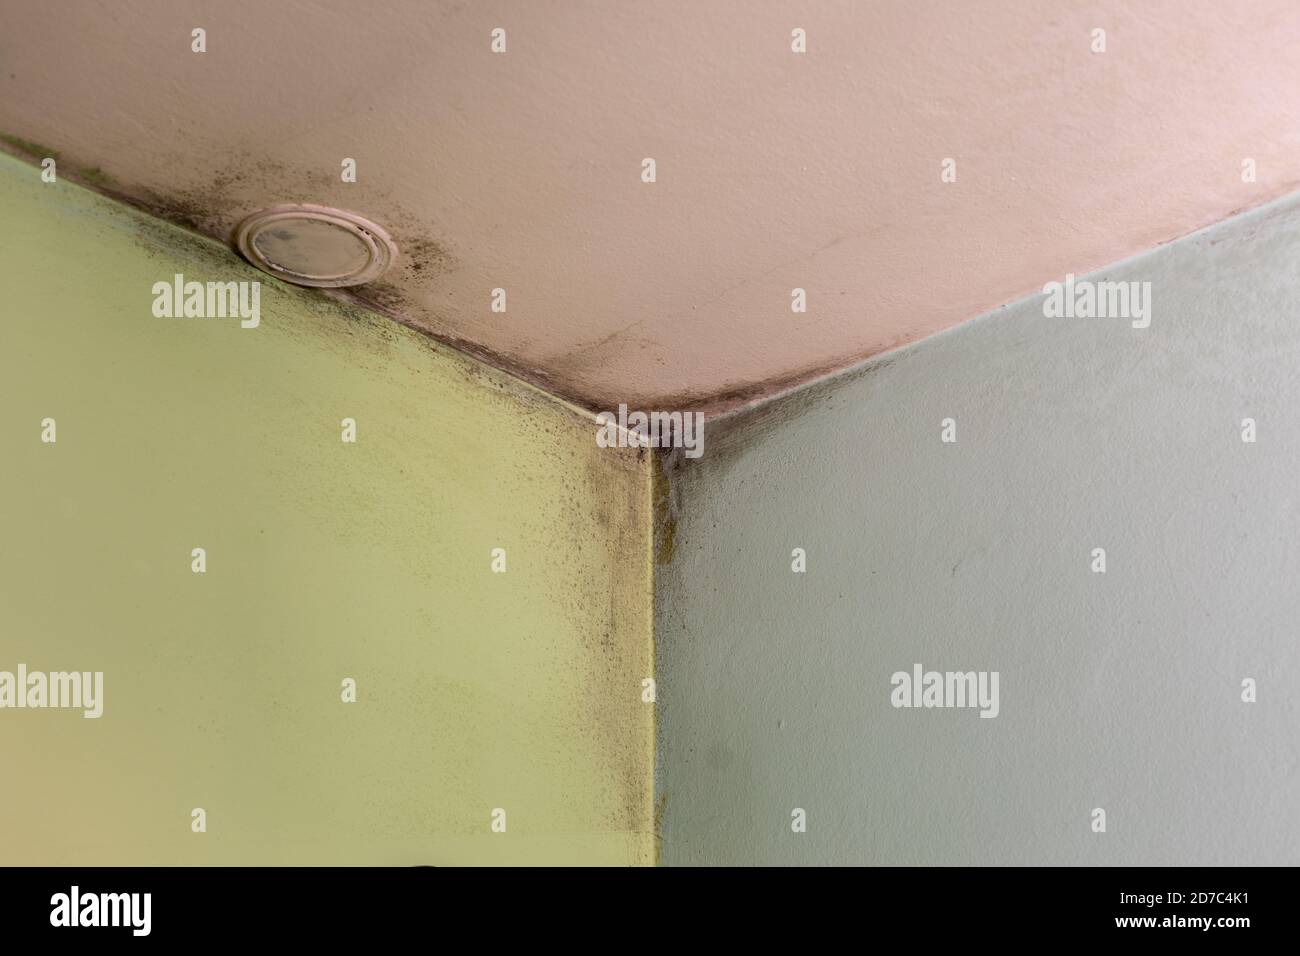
233,204,398,288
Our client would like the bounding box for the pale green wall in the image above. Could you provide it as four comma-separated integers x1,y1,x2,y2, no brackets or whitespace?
654,194,1300,866
0,153,656,865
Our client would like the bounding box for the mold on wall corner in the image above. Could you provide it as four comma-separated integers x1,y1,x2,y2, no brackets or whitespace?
652,448,680,566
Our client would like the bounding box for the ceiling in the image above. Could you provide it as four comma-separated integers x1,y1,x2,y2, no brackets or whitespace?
4,0,1300,413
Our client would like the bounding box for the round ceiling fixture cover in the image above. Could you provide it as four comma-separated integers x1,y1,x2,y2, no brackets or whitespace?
234,204,397,288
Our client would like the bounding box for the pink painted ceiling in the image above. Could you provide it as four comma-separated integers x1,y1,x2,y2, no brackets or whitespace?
3,0,1299,412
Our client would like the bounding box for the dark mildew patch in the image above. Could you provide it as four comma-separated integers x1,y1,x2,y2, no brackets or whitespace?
397,235,455,279
652,449,680,566
131,156,307,237
651,350,908,504
345,279,412,315
79,166,113,188
0,132,59,160
0,142,606,417
128,207,230,266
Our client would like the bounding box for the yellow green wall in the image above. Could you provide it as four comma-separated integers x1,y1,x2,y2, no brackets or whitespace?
0,152,655,865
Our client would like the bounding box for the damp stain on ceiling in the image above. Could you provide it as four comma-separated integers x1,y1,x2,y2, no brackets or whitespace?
3,0,1300,413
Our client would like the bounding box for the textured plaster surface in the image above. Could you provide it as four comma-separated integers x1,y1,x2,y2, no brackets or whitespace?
654,194,1300,865
0,154,656,865
3,0,1300,410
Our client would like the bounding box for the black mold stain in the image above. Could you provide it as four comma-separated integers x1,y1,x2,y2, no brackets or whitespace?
348,279,411,314
652,453,678,566
399,235,454,278
79,166,113,187
127,156,304,237
0,132,58,159
646,354,901,418
128,209,228,266
1,138,592,413
6,134,885,423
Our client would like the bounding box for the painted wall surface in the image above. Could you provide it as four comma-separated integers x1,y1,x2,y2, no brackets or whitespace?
0,154,655,866
3,1,1300,410
654,194,1300,865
